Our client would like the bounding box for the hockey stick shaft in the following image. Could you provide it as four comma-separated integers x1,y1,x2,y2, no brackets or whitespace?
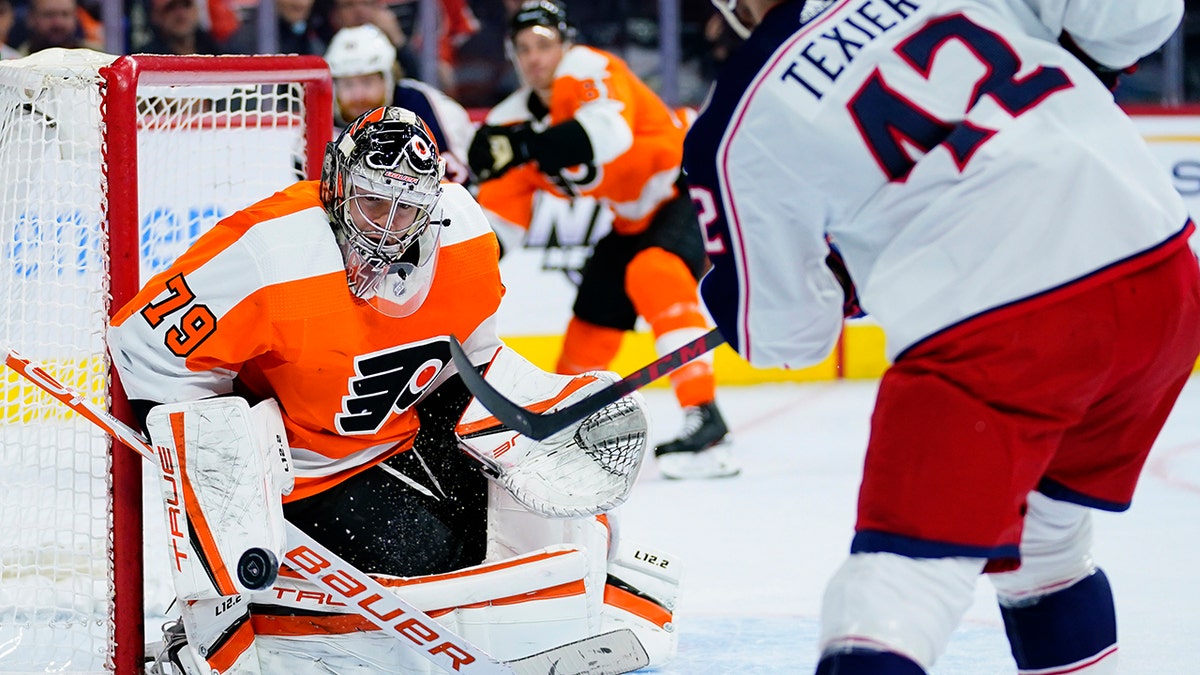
3,347,647,675
4,350,159,463
449,328,726,440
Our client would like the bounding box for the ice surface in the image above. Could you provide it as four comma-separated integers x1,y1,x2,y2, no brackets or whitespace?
627,377,1200,674
138,377,1200,673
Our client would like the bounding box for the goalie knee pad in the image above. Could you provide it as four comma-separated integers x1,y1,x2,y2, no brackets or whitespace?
146,397,292,601
819,553,983,669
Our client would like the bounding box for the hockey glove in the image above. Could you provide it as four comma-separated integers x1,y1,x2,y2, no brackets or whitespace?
456,348,649,518
825,242,865,319
1059,32,1136,92
468,123,534,182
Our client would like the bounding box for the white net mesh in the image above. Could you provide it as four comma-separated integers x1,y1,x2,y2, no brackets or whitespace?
0,50,324,672
0,51,114,673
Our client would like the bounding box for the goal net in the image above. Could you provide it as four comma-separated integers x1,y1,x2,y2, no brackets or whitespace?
0,49,331,673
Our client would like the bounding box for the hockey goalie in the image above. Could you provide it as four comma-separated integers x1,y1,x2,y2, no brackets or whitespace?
106,106,680,673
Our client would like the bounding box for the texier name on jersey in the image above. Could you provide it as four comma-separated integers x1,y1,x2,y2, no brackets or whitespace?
781,0,922,101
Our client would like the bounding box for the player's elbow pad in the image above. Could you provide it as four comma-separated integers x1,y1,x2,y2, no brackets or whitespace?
574,100,633,165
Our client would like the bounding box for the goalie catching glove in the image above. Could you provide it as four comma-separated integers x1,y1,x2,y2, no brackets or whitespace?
456,346,649,517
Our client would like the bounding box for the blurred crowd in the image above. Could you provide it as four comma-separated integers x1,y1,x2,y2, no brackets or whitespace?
1,0,1194,109
0,0,741,109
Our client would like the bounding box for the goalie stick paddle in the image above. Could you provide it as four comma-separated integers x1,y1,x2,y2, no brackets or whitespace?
449,328,726,441
3,346,650,675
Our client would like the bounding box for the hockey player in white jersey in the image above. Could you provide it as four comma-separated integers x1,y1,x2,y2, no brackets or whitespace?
691,1,1200,674
326,24,476,185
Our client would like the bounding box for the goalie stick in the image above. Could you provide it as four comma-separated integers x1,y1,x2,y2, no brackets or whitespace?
3,347,649,675
449,328,726,441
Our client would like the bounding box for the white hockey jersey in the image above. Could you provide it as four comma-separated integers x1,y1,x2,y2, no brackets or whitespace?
683,0,1190,367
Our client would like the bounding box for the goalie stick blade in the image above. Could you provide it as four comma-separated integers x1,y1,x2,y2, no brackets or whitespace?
507,629,650,675
448,329,726,441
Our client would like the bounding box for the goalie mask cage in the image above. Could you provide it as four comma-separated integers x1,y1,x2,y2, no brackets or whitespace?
0,50,332,673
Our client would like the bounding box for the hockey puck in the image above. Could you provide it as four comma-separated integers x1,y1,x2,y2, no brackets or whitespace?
237,548,278,590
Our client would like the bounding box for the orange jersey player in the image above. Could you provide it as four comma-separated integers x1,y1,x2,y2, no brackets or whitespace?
112,116,495,507
109,107,678,673
468,0,737,480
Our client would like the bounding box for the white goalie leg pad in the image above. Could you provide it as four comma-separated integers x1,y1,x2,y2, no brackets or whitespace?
456,345,649,517
485,484,611,631
603,539,682,667
819,552,985,668
146,397,292,601
404,546,596,661
487,485,680,667
252,543,601,672
990,491,1097,605
250,487,655,672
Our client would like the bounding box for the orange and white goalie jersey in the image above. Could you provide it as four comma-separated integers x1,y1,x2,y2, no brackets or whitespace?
108,180,504,501
478,44,688,235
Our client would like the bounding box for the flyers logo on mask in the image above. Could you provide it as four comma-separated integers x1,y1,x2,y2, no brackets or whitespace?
403,132,438,175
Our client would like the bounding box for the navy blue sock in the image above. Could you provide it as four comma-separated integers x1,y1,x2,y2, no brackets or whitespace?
815,649,926,674
1000,568,1117,671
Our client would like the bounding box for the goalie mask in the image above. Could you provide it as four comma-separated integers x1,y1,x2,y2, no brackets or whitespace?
321,106,445,317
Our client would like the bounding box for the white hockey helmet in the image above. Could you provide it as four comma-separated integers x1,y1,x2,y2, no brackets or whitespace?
326,24,399,89
320,106,446,317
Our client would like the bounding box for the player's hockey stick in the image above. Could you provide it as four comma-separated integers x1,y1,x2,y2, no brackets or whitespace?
3,347,649,675
450,328,726,441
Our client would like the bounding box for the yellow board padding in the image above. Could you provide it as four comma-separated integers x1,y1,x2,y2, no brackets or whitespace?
502,321,1200,384
501,321,883,387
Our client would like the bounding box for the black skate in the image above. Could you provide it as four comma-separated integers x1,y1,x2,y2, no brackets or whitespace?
654,402,739,479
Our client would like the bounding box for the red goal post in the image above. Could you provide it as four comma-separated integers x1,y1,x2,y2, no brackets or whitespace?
0,50,332,673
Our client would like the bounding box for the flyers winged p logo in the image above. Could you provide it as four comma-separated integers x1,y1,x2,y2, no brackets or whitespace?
335,338,450,434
